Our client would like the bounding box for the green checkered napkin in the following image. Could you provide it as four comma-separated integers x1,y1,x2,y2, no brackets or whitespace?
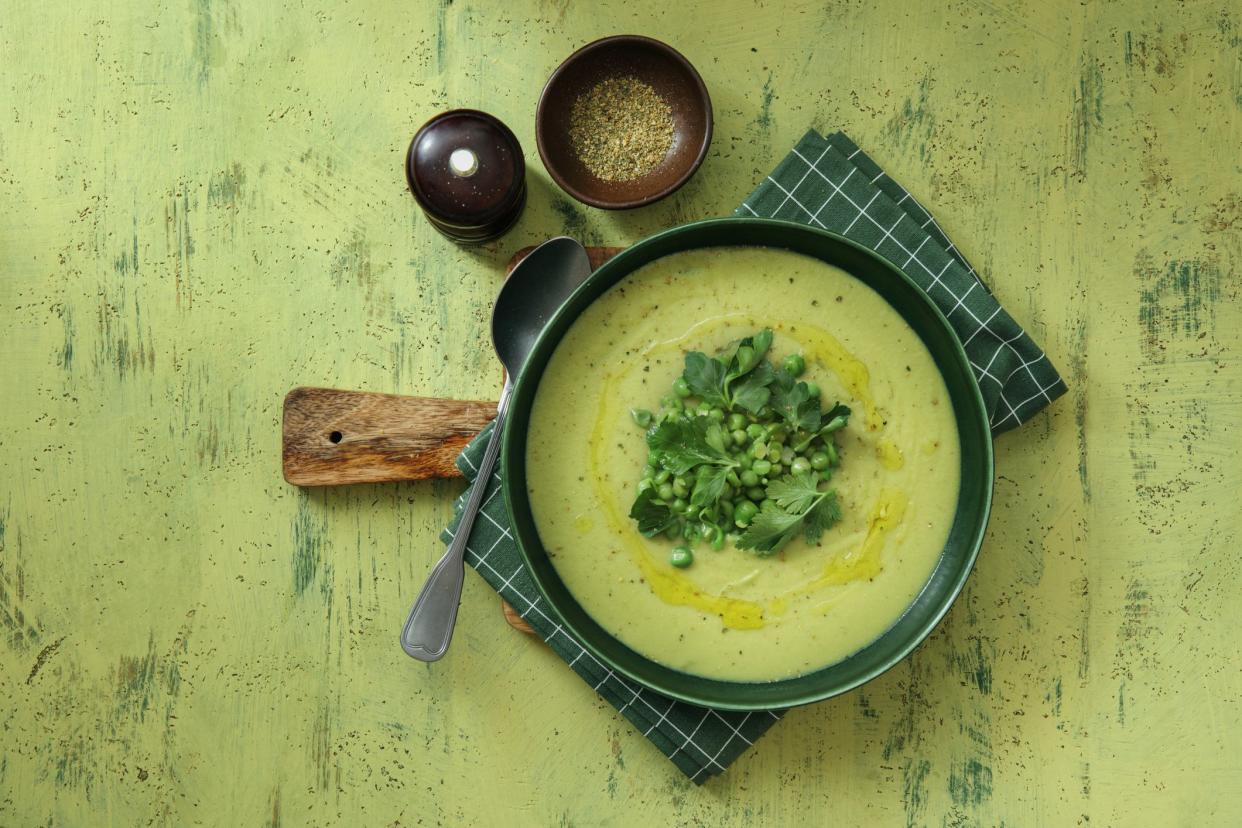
739,130,1066,430
439,129,1065,783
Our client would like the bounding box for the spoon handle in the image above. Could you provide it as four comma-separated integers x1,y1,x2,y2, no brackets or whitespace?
400,390,509,662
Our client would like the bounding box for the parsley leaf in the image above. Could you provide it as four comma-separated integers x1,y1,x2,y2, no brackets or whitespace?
629,488,678,537
735,504,804,556
723,329,774,391
730,360,775,413
736,472,843,555
682,352,728,407
752,328,774,361
690,464,731,509
647,417,732,474
802,491,843,545
682,330,775,413
765,472,823,514
820,402,851,433
703,421,727,455
770,376,821,432
791,402,853,451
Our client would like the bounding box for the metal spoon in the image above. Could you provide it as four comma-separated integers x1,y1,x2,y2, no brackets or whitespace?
400,237,593,662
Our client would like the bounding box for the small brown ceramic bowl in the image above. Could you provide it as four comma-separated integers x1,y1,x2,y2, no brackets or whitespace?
536,35,712,210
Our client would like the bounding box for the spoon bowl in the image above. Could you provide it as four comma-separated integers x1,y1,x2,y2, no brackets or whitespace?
492,238,595,378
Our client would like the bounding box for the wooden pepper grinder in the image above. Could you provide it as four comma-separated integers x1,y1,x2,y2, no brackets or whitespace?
405,109,527,244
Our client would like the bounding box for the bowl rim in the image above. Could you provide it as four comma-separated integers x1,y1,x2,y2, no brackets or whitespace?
535,34,714,210
501,217,994,709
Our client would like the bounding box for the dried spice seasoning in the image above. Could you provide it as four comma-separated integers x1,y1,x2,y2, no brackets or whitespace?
568,76,674,182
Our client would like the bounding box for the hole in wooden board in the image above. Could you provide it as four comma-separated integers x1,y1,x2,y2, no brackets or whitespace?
328,431,343,444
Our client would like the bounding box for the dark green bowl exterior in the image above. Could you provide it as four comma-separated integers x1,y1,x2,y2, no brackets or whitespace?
500,218,994,711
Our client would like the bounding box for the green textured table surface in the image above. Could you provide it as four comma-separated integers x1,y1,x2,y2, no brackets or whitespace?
2,1,1240,824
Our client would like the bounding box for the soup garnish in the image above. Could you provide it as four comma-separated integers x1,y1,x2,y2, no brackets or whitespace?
628,329,853,566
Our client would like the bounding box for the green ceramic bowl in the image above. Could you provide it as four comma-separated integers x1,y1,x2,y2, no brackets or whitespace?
500,218,993,710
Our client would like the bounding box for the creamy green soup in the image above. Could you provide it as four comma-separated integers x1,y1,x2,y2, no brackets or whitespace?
526,247,961,681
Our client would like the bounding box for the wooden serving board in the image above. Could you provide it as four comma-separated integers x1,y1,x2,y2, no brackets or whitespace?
282,245,622,635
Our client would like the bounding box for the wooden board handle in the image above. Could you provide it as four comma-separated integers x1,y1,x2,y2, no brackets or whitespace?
282,387,497,485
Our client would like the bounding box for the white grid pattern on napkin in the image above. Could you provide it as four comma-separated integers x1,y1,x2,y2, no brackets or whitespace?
739,141,1064,431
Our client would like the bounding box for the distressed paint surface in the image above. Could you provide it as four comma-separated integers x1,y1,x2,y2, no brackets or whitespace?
1,1,1240,824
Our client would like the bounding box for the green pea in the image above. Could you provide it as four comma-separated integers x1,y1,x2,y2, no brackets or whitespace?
752,459,772,477
709,407,726,423
726,471,742,487
750,441,769,459
746,423,766,440
637,479,654,494
665,524,681,540
657,483,674,501
805,381,821,398
825,441,839,466
720,430,734,449
671,497,689,513
733,500,759,527
682,522,698,541
820,469,834,482
746,486,766,501
783,353,806,376
740,469,760,488
760,498,776,512
781,447,795,465
654,468,672,484
670,546,694,568
672,480,688,498
727,413,748,432
810,450,830,470
767,446,782,463
630,408,653,429
659,394,682,411
695,401,712,415
731,429,749,447
768,462,783,477
791,457,812,475
720,498,734,517
736,452,754,470
673,377,691,398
